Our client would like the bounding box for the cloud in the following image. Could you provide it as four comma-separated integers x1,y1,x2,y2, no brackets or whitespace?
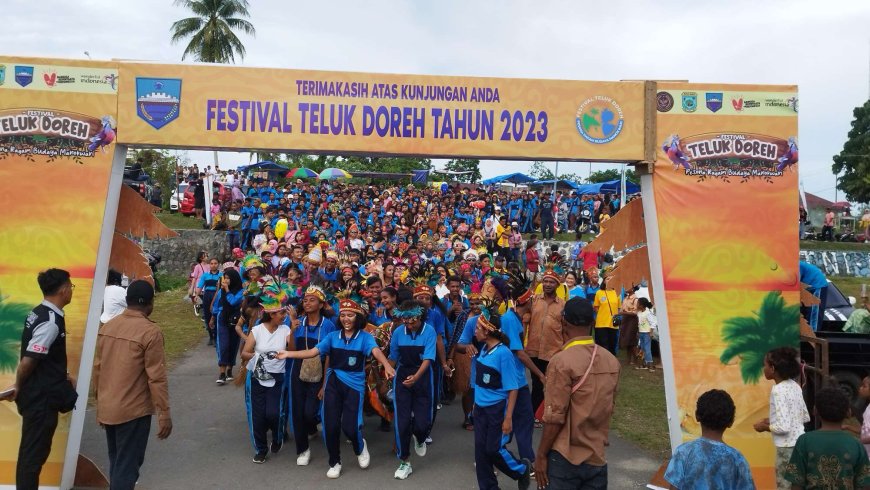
4,0,868,200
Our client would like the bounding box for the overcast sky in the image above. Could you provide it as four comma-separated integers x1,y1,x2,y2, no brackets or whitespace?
5,0,869,201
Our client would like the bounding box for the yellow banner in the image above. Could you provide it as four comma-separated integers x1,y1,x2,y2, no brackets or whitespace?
116,62,648,161
653,82,799,489
0,57,119,486
0,60,118,95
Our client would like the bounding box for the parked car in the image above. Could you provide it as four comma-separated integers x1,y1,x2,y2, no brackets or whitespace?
800,280,863,403
180,181,227,216
169,183,188,212
123,166,152,201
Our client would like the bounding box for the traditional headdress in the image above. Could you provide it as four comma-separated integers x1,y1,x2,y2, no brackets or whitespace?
260,281,289,313
339,298,366,316
476,307,499,332
304,285,327,303
325,250,339,262
391,303,424,319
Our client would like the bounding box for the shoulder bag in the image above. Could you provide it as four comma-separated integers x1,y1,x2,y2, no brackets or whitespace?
299,317,323,383
535,344,598,421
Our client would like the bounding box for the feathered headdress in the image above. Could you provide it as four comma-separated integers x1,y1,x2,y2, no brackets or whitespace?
260,280,289,313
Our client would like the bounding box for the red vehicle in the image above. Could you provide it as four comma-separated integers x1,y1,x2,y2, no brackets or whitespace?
180,181,227,216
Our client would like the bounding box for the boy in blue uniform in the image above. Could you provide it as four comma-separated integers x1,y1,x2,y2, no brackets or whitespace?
389,300,437,480
196,258,222,346
279,298,394,480
472,310,532,490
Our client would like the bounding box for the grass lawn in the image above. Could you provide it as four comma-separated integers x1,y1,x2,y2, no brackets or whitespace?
830,276,869,302
611,364,671,460
155,211,206,230
551,231,597,242
800,240,870,252
150,281,204,368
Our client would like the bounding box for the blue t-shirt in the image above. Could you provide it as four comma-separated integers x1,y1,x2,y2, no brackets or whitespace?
428,307,448,345
368,301,390,326
799,260,828,290
664,438,754,490
389,324,436,372
211,288,244,316
197,271,222,293
293,315,337,351
473,343,519,407
500,310,528,389
316,329,378,393
568,286,587,299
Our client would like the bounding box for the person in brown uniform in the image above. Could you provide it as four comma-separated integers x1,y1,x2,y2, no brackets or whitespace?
523,268,565,417
534,297,620,490
93,280,172,490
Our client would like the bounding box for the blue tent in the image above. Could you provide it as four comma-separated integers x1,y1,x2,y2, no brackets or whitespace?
529,179,582,191
238,161,288,178
482,172,535,185
574,179,639,195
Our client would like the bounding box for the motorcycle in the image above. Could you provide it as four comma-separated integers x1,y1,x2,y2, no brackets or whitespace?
144,250,162,292
577,208,593,233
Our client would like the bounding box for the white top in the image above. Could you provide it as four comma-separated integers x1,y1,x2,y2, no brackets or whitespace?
768,379,810,447
100,285,127,323
637,309,657,333
862,404,870,456
251,323,290,373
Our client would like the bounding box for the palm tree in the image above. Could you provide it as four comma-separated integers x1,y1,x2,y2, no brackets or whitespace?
0,292,31,373
170,0,256,63
719,291,800,384
171,0,255,170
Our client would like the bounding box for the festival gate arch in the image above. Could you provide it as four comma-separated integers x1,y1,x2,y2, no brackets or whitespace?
0,56,799,489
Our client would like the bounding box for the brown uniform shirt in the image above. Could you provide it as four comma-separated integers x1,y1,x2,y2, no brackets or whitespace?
94,309,171,425
524,294,565,361
542,336,620,466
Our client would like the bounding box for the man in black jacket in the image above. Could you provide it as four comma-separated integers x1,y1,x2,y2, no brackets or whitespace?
1,268,77,490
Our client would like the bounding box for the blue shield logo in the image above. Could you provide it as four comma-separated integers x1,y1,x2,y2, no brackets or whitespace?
15,65,33,87
706,92,723,113
681,92,697,113
482,373,491,385
136,77,182,130
348,356,357,367
0,65,5,86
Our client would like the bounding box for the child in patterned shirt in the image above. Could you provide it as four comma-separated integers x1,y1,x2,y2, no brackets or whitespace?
753,346,810,490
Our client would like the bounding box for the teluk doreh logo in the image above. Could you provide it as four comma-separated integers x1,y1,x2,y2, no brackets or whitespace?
136,78,182,130
15,65,34,87
705,92,723,113
681,92,697,113
575,95,624,144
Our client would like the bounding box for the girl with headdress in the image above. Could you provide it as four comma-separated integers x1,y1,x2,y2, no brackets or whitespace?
240,283,291,464
412,281,451,437
471,310,531,490
388,300,438,480
212,268,244,385
287,285,337,466
278,297,394,479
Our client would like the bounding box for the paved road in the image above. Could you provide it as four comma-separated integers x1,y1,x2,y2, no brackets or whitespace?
80,341,660,489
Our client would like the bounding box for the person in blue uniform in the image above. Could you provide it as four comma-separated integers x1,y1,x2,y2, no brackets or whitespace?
388,300,437,480
278,298,394,479
287,286,337,466
484,277,544,464
412,284,451,434
472,310,532,490
197,258,222,346
212,268,244,385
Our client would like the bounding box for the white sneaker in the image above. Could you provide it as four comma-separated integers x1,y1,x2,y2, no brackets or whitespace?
425,436,433,444
357,439,370,469
296,449,311,466
394,461,413,480
326,463,342,479
413,435,427,457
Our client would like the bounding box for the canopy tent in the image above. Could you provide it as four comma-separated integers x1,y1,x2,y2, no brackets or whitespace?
481,172,535,186
574,179,639,195
237,161,288,177
529,179,582,191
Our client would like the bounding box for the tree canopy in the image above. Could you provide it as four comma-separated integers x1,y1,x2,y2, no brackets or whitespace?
832,100,870,203
588,168,638,184
170,0,256,63
443,159,481,183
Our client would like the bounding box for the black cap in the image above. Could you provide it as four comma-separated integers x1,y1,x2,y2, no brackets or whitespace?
563,297,594,326
126,280,155,306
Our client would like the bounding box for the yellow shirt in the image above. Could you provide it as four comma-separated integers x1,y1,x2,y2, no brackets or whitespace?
593,289,621,329
496,223,509,248
534,283,569,301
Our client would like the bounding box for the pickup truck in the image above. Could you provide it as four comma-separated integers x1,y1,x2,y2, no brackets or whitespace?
800,280,865,403
123,165,153,201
